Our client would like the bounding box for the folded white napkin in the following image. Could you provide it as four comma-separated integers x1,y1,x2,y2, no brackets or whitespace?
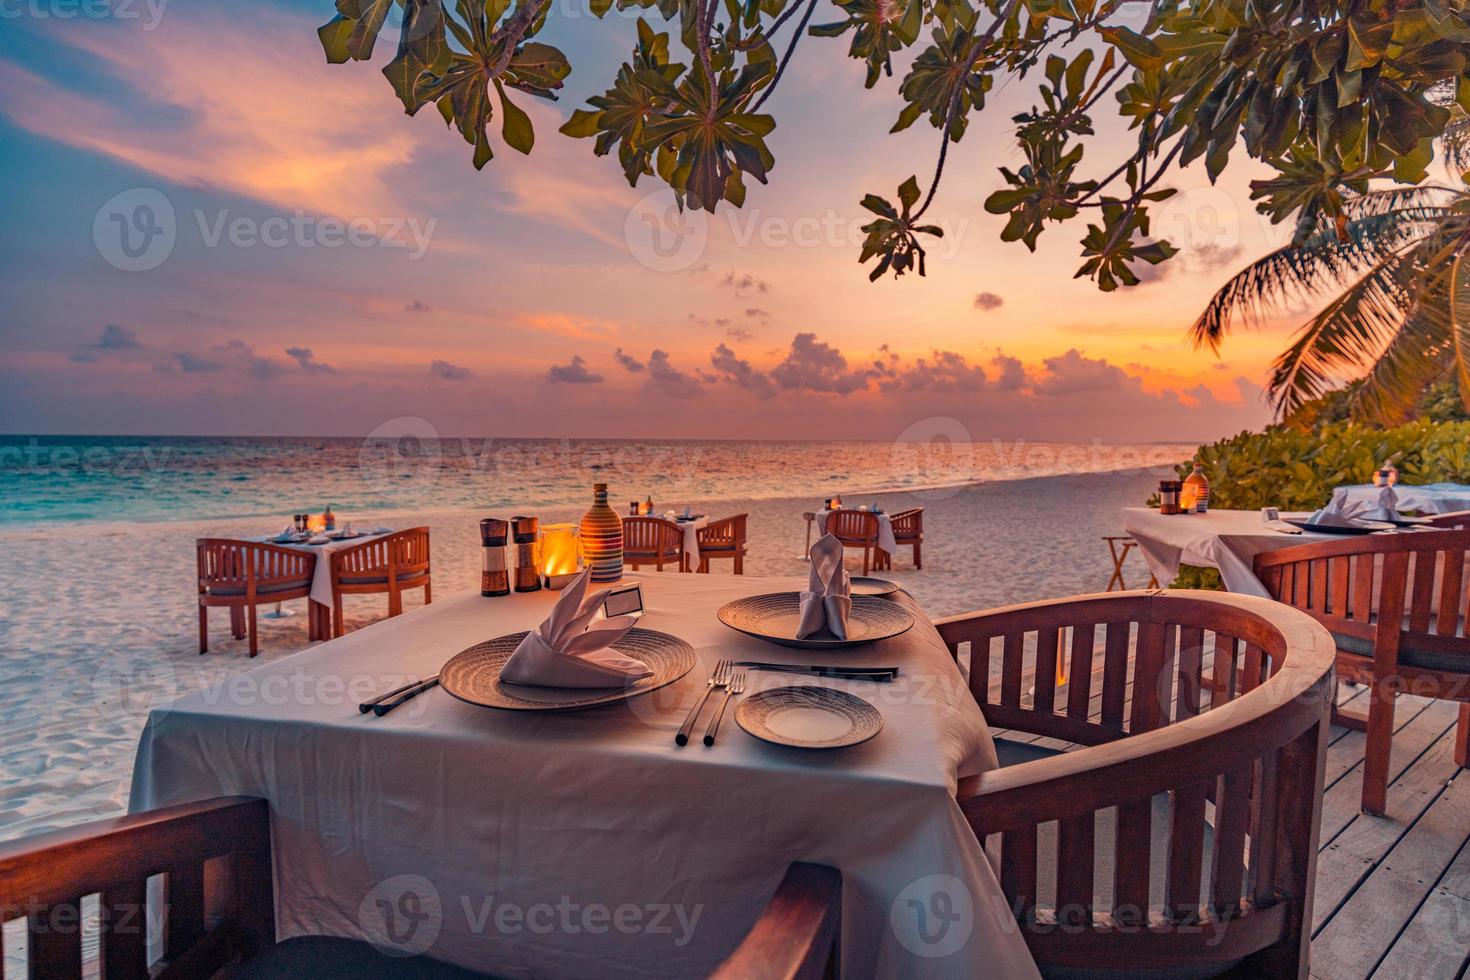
276,525,296,541
1360,485,1399,522
500,568,652,688
1307,498,1371,527
797,533,852,640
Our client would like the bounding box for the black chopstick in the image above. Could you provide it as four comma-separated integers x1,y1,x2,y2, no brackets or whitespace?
372,676,440,716
359,678,425,713
732,662,899,681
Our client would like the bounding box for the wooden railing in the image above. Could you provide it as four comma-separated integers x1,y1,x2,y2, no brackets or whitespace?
936,589,1337,978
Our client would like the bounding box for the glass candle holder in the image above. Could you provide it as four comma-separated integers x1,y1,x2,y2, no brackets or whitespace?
539,523,583,589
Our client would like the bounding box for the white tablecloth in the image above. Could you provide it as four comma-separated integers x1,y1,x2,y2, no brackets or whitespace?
129,573,1035,979
254,529,393,604
1122,508,1342,597
815,510,898,554
1330,483,1470,515
672,516,707,565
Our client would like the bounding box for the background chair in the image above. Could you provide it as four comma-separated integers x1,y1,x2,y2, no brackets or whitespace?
887,507,924,569
1255,530,1470,815
826,508,881,574
1425,509,1470,528
623,516,687,571
0,795,840,980
329,527,431,638
696,514,747,574
937,590,1335,979
197,539,315,657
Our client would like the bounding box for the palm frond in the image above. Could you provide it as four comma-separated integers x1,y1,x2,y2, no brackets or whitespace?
1448,250,1470,415
1266,249,1417,418
1190,212,1427,351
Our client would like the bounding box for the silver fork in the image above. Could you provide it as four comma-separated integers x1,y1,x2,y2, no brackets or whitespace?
703,670,746,746
676,659,730,746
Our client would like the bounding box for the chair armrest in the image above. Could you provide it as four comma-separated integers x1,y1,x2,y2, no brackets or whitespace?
711,863,841,980
0,797,273,978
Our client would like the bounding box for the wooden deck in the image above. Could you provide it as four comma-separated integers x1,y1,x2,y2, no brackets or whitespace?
986,665,1469,979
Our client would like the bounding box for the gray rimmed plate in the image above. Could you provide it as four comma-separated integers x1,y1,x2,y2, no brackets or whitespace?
438,628,696,711
734,685,883,749
1283,518,1396,535
850,576,900,598
717,593,913,649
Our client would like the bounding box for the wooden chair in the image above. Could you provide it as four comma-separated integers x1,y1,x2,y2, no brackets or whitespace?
623,516,687,571
0,795,840,980
198,539,316,657
884,507,924,570
329,527,431,638
1255,530,1470,815
826,509,881,574
696,514,748,574
1425,508,1470,528
936,589,1336,978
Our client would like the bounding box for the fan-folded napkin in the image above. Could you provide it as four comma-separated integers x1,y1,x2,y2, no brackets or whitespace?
500,567,652,687
797,533,852,640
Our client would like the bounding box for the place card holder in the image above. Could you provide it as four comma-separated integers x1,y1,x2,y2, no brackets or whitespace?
601,583,643,620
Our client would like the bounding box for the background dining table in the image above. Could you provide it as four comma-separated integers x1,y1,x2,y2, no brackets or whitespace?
815,508,898,554
668,513,707,567
1330,482,1470,515
252,527,393,638
129,572,1037,979
1122,507,1345,596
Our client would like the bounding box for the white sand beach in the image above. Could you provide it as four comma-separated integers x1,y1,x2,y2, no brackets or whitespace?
0,469,1161,841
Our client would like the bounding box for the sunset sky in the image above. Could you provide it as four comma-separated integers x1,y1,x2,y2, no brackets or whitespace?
0,0,1310,442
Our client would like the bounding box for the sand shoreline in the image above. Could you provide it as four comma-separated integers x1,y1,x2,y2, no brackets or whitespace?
0,469,1162,841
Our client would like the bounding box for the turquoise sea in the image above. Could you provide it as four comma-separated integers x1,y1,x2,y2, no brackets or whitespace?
0,435,1194,526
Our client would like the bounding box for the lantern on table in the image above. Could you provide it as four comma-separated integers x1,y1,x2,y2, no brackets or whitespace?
1373,460,1399,487
539,523,583,590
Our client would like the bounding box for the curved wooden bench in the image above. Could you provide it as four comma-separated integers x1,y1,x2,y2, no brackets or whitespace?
937,589,1336,979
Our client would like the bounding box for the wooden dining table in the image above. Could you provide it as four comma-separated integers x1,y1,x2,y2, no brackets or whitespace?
129,572,1039,979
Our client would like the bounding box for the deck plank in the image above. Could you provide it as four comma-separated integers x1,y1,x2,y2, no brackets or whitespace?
1312,771,1470,979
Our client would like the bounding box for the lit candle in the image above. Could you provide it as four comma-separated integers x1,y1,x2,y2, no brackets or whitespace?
539,523,583,589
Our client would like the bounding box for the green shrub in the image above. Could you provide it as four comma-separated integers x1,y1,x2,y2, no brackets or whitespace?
1178,417,1470,512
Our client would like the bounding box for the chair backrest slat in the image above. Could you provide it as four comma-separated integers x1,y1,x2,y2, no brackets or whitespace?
1165,778,1210,919
1032,628,1059,713
1176,626,1204,720
1100,622,1130,729
827,509,878,543
1066,624,1096,720
102,879,149,980
1210,765,1254,917
1113,797,1153,926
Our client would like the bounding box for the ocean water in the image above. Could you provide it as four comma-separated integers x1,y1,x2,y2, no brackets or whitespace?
0,435,1194,526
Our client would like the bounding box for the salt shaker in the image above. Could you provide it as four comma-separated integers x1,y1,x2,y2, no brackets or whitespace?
480,518,510,597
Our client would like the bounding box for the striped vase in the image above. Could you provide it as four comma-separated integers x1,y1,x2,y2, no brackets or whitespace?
580,483,624,583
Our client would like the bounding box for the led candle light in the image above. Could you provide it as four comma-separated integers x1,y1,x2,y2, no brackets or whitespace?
1373,460,1399,487
539,523,583,590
